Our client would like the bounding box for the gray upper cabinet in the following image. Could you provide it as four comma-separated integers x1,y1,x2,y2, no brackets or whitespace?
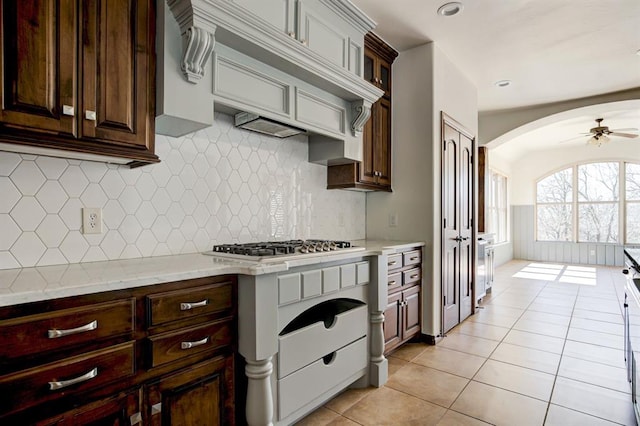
233,0,296,35
232,0,363,77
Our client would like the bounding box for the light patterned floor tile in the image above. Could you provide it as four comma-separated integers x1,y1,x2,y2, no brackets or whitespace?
551,377,635,426
386,362,469,407
473,359,555,401
412,345,486,379
439,333,499,357
490,342,561,374
544,404,621,425
451,381,547,426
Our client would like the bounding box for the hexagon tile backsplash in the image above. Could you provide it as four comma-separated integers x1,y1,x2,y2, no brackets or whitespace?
0,113,366,270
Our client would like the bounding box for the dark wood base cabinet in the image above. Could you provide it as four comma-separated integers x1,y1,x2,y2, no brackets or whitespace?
383,248,422,355
0,276,237,425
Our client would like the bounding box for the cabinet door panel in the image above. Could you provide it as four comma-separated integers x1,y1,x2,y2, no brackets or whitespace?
297,0,347,69
359,100,376,184
233,0,294,35
145,355,234,426
81,0,152,148
402,285,421,339
0,0,76,135
374,98,391,186
383,292,401,352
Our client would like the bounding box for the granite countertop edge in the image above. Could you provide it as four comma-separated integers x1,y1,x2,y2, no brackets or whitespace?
0,240,424,307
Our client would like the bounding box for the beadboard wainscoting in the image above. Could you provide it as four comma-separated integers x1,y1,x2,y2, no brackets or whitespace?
0,113,366,270
512,205,629,266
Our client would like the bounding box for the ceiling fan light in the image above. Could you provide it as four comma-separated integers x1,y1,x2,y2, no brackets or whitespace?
588,134,610,147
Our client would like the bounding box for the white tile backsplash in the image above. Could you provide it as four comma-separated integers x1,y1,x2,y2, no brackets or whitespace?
0,112,366,270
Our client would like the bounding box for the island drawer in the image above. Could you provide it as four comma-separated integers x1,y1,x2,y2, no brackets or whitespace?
278,301,366,379
148,317,233,367
0,298,134,361
278,336,367,420
0,342,135,416
147,281,233,327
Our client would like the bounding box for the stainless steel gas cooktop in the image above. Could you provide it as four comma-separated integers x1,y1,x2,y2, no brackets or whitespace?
204,239,365,262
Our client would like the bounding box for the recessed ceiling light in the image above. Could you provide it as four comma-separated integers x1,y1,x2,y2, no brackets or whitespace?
437,2,464,17
495,80,512,88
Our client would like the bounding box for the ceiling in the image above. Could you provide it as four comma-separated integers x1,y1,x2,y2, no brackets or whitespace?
490,106,640,161
350,0,640,157
350,0,640,112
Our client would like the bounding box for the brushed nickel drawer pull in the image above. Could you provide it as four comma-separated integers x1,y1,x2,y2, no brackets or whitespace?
181,336,209,349
48,367,98,390
388,280,397,286
388,260,397,266
410,256,419,261
180,299,208,311
48,320,97,339
62,105,75,116
410,274,419,279
85,110,97,121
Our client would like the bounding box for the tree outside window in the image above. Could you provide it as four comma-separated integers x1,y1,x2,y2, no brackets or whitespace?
535,161,639,244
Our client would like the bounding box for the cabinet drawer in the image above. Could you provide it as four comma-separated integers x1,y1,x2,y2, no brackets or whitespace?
403,250,422,267
278,336,367,420
0,342,135,416
148,318,233,368
387,254,402,271
278,303,366,379
0,299,134,361
147,282,233,327
403,267,422,286
388,272,402,292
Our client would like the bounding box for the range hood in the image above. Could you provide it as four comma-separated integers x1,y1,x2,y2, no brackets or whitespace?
234,112,306,139
156,0,384,165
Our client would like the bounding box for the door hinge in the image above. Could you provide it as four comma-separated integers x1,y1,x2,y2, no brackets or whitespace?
443,218,446,228
130,413,143,425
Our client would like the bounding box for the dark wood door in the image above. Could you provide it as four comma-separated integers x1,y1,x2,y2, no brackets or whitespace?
402,285,421,339
383,291,402,350
144,354,235,426
80,0,153,149
359,98,376,185
374,98,391,187
442,116,475,333
35,388,141,426
0,0,77,136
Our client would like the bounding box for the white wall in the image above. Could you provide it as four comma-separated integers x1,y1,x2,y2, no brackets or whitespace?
366,42,478,337
0,112,366,270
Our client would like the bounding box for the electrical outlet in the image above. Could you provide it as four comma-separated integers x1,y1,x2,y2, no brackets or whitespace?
82,207,102,234
389,212,398,227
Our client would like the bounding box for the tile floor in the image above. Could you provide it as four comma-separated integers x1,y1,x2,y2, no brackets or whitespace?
295,260,637,425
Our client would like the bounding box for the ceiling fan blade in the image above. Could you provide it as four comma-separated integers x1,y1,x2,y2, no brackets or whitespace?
610,128,638,132
610,132,639,138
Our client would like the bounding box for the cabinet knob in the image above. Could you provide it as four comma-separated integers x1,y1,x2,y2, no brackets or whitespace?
301,39,308,46
288,31,296,38
85,110,97,121
62,105,75,116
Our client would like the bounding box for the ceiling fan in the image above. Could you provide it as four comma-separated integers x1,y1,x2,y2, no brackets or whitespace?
581,118,639,146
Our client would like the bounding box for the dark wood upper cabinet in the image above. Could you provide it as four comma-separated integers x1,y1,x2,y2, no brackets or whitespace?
0,0,158,167
478,146,488,233
327,33,397,192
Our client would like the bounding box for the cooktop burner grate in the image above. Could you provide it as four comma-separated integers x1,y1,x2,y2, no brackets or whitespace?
212,239,352,257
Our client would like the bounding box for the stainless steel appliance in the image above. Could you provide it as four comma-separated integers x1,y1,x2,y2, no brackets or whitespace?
623,249,640,425
206,239,365,262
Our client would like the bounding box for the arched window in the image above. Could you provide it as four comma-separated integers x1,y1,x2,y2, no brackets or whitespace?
536,161,640,244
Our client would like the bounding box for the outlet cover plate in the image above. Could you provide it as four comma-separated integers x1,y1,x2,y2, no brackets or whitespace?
82,207,103,234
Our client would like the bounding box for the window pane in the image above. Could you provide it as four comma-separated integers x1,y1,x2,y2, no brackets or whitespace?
627,202,640,244
578,203,618,242
537,204,572,241
578,162,619,202
537,168,572,203
627,163,640,201
489,170,508,243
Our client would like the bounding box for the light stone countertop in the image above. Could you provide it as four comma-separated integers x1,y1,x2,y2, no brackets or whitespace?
0,240,424,307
